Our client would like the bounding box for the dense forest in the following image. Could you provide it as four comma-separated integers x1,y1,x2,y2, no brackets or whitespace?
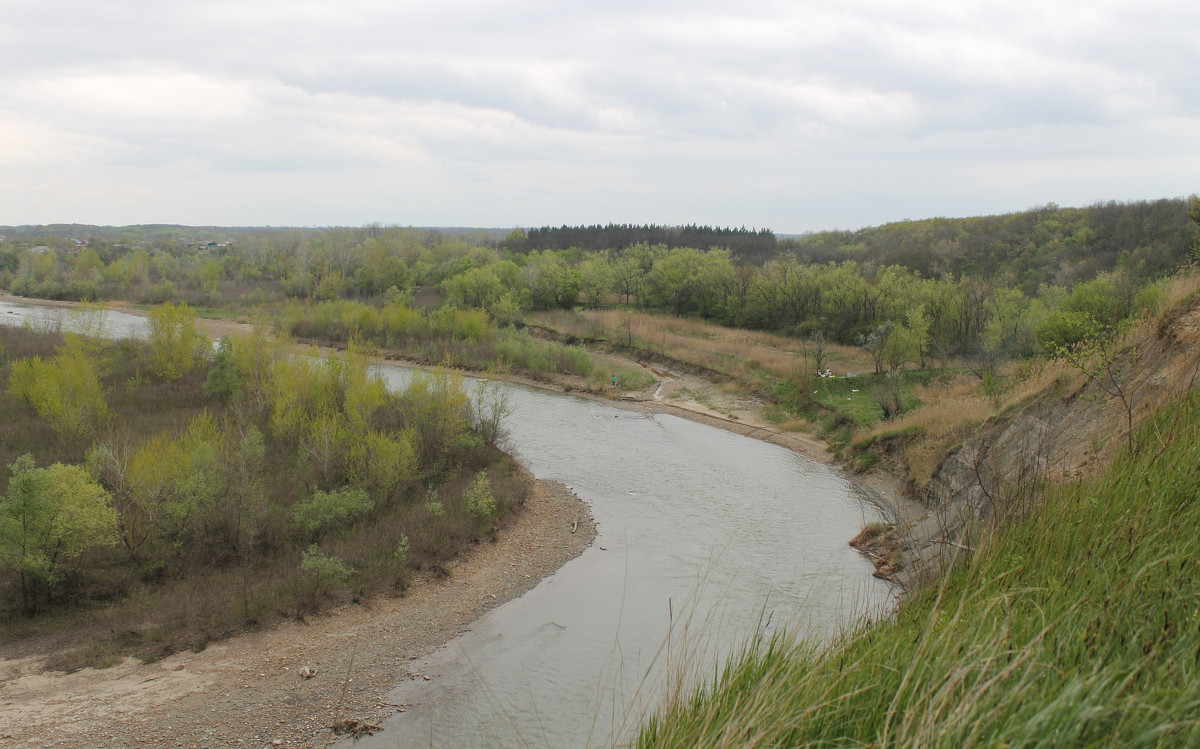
780,198,1195,290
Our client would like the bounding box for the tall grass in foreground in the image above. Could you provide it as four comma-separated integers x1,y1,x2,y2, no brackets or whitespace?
637,385,1200,747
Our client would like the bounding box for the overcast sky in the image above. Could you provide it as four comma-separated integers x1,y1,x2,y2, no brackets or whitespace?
2,0,1197,233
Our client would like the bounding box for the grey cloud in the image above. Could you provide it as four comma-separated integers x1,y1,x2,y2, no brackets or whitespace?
1,0,1197,229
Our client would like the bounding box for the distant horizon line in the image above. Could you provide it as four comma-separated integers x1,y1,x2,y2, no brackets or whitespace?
1,195,1193,238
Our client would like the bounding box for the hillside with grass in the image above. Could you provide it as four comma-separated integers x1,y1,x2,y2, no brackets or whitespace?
635,281,1200,747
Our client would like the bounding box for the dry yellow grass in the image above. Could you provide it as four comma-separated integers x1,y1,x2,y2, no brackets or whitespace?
854,359,1079,486
1157,268,1200,311
856,374,990,485
529,309,875,382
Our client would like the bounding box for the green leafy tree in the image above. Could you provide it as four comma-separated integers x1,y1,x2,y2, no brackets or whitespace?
1188,195,1200,261
314,271,347,301
1036,310,1100,350
464,471,497,518
882,319,921,373
399,371,471,468
125,412,225,555
204,335,242,401
301,412,351,488
146,301,207,380
231,321,289,412
577,257,614,307
905,306,932,368
346,429,417,501
0,455,118,613
489,290,528,326
7,336,111,440
443,267,504,309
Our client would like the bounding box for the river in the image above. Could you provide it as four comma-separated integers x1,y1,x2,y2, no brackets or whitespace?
0,299,895,748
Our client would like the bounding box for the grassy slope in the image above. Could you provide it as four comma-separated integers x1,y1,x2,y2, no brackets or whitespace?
638,384,1200,747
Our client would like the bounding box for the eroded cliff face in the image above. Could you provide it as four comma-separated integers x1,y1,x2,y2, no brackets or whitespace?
900,293,1200,588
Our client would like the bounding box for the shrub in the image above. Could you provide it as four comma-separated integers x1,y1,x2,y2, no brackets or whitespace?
464,471,496,518
293,545,350,612
291,486,373,537
203,336,242,400
7,336,111,440
145,302,206,381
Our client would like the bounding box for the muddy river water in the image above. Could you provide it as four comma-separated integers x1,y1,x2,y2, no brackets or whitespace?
0,300,895,748
360,367,895,747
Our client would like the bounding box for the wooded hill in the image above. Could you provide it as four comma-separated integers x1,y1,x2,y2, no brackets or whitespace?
782,198,1196,291
496,198,1196,290
3,198,1194,298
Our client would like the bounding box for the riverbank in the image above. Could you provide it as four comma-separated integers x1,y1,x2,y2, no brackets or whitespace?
0,478,594,748
1,295,915,746
427,341,927,534
0,290,919,526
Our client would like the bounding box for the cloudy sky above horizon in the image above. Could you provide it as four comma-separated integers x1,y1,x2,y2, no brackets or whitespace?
2,0,1197,233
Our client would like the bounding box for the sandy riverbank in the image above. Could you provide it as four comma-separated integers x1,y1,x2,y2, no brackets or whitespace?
0,478,594,749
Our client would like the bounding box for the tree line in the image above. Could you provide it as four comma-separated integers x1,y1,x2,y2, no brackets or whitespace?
504,223,778,263
1,198,1195,374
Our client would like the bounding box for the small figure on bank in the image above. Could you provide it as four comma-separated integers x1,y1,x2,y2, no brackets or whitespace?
611,374,618,387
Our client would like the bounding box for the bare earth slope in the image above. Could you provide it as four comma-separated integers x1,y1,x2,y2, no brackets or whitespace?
906,294,1200,587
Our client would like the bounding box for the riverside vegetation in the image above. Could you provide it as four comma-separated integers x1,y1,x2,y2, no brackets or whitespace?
2,198,1200,743
5,198,1195,469
0,306,523,669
